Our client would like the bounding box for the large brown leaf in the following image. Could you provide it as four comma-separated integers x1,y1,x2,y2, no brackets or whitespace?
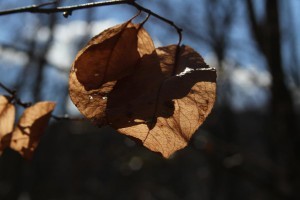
0,95,15,153
69,21,155,124
106,45,216,158
68,20,216,157
10,101,55,159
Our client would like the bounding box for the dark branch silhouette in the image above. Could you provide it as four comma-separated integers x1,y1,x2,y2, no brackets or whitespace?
0,0,182,44
0,0,183,122
0,81,84,121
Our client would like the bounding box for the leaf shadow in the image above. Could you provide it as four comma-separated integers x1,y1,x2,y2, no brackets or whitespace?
3,113,52,159
105,47,216,130
19,113,51,159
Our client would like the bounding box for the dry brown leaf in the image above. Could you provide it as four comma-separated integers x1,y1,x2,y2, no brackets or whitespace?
0,95,15,153
69,21,155,124
10,101,55,159
106,45,216,158
68,20,216,157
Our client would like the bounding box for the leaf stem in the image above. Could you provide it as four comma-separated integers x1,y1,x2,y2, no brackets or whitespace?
128,1,183,44
139,13,151,28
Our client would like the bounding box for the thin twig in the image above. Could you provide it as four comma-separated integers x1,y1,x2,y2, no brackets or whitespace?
0,0,182,43
0,82,14,94
0,0,128,16
0,82,32,107
0,81,82,121
139,13,151,28
0,0,182,121
128,1,182,43
0,0,183,72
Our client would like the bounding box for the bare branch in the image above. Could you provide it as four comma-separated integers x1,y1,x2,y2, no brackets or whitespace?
0,0,127,16
0,0,182,44
0,82,14,94
0,81,83,121
0,0,182,121
0,82,32,107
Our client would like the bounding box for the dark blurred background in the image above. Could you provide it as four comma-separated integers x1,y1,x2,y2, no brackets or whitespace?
0,0,299,199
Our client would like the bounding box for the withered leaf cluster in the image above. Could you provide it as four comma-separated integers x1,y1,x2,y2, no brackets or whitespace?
0,95,55,159
69,19,216,158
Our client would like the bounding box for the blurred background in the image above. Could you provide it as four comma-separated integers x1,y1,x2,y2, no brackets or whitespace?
0,0,299,199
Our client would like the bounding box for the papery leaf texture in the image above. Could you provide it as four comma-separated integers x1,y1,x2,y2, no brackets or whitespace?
10,101,55,159
0,95,15,153
106,45,216,157
69,20,216,157
69,21,155,125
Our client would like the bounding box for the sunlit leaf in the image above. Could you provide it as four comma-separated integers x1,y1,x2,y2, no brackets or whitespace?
10,101,55,159
69,19,216,157
107,45,216,157
0,95,15,153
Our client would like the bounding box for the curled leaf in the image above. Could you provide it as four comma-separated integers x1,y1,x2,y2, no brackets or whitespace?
69,21,155,124
10,102,55,159
0,95,15,153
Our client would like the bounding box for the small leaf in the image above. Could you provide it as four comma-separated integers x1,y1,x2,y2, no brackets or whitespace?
0,95,15,153
69,21,155,124
10,101,55,159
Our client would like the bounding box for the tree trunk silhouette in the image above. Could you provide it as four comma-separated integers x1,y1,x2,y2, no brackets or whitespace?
246,0,300,198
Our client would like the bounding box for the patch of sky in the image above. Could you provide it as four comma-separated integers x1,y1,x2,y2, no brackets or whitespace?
41,65,69,114
1,0,299,113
